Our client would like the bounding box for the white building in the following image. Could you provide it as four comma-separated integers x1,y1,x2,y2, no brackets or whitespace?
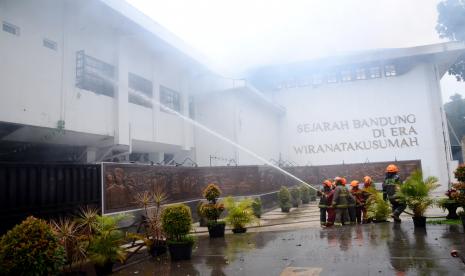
0,0,463,187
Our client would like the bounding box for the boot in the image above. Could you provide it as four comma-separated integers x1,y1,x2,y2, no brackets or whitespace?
391,214,401,223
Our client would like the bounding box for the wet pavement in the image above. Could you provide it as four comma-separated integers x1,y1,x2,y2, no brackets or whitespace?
115,221,465,276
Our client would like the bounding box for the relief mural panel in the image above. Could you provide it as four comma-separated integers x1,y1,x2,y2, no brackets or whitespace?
102,160,420,214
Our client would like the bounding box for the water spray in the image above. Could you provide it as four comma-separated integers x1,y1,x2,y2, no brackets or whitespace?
152,100,318,191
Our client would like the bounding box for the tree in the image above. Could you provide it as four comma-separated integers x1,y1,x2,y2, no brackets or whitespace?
444,93,465,162
436,0,465,81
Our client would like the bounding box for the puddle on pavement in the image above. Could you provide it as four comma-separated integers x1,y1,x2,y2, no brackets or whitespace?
114,223,465,276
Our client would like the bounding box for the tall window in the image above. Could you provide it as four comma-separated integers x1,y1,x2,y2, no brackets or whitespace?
327,73,338,83
355,68,367,80
189,96,195,119
341,70,352,82
369,66,381,79
160,86,181,112
312,74,323,85
2,21,19,36
76,51,115,97
128,73,153,108
384,65,397,77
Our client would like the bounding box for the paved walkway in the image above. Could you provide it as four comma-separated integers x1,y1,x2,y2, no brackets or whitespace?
114,204,465,276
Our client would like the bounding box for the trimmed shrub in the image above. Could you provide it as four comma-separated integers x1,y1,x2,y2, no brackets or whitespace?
162,204,193,242
278,186,291,211
290,187,301,207
251,197,262,218
0,216,66,275
454,164,465,182
201,203,225,221
300,185,311,204
203,183,222,203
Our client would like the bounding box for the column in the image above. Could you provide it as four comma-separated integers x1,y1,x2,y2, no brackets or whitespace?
115,36,130,147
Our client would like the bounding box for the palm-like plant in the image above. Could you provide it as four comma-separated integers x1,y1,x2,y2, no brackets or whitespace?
87,215,127,266
396,170,439,217
224,197,258,230
133,188,167,250
366,191,390,222
76,206,99,238
50,218,87,271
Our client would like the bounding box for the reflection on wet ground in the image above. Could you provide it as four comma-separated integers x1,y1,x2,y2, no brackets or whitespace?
115,222,465,276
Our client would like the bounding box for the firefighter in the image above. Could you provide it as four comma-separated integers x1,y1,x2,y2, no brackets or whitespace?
332,177,350,226
325,180,336,227
350,180,364,224
361,176,374,223
317,179,333,226
382,164,405,222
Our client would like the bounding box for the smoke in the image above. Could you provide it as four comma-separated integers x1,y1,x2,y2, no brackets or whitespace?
126,0,442,74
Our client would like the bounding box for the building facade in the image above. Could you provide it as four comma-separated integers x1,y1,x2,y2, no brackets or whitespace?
0,0,463,188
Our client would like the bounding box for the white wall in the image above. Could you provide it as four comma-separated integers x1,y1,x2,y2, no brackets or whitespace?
0,0,63,129
0,0,197,155
194,89,281,166
273,63,450,188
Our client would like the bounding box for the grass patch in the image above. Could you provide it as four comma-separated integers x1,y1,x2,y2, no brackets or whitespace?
426,219,461,225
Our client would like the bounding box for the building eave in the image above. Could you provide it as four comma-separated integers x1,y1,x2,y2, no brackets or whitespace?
98,0,222,75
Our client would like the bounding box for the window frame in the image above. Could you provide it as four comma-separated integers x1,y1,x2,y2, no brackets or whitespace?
160,85,181,113
75,50,116,97
368,66,381,79
2,21,20,36
384,64,397,77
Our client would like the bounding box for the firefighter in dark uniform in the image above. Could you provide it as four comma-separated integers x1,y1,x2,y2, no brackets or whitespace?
350,180,364,224
317,179,333,226
332,177,351,226
382,164,405,222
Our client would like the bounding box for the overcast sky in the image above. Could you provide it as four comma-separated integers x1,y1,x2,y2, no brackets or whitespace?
126,0,464,102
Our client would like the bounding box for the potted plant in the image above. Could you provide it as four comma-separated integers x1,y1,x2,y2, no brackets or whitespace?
196,201,208,227
450,182,465,231
300,185,311,204
278,186,292,212
290,187,301,207
133,189,167,257
0,216,66,276
454,164,465,182
251,197,262,218
459,210,465,232
201,184,226,238
437,188,459,220
161,204,195,261
51,218,87,273
309,187,317,202
366,191,390,222
87,214,127,275
224,197,259,233
396,170,439,228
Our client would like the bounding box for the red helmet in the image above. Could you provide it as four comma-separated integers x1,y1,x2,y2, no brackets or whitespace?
341,177,347,186
323,180,332,187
